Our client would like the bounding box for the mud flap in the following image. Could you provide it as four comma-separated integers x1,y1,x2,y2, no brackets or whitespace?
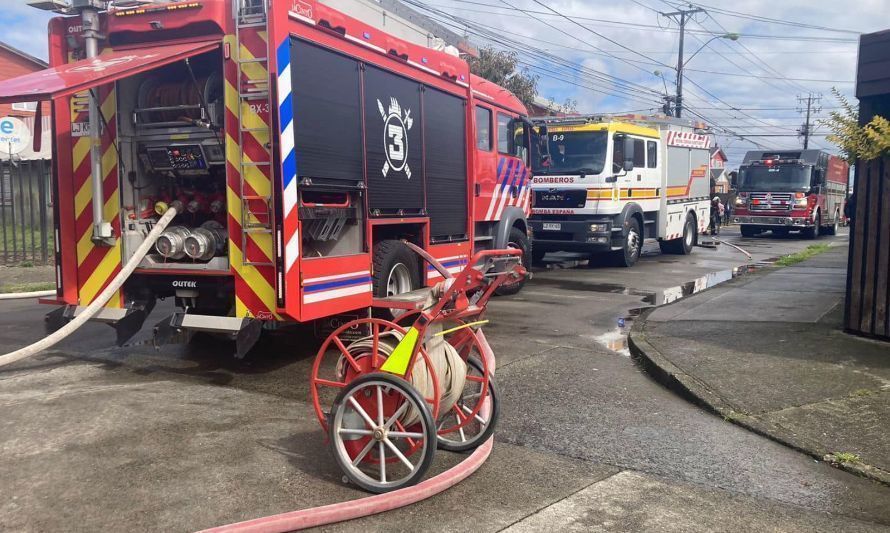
152,311,262,358
152,313,193,349
114,298,156,346
235,318,263,359
44,306,68,334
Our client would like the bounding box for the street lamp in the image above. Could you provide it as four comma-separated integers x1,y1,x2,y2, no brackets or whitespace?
653,70,676,116
675,33,739,118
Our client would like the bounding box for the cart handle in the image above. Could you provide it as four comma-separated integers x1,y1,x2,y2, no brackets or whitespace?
403,241,453,279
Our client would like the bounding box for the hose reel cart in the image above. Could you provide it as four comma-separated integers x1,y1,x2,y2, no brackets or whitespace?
310,246,525,492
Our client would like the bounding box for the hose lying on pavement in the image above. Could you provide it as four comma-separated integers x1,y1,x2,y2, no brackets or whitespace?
0,290,57,301
0,208,177,369
201,436,494,533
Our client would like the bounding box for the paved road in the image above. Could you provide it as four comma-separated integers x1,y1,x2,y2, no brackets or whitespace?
1,227,888,532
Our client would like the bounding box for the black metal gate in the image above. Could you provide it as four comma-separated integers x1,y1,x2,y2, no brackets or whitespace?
0,158,53,266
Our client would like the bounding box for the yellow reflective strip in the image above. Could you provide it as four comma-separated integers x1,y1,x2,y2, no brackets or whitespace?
238,45,268,88
76,228,93,265
434,320,489,337
79,240,121,304
74,179,91,219
380,327,419,376
72,137,90,170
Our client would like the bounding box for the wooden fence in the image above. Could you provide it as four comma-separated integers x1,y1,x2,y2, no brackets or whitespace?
845,156,890,340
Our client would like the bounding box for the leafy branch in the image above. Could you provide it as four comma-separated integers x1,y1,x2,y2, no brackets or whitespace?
820,88,890,162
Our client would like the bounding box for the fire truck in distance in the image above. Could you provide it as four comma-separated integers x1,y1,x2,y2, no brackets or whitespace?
0,0,533,356
529,115,712,267
733,150,848,238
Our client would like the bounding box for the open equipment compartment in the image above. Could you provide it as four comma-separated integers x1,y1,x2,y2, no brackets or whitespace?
116,47,229,271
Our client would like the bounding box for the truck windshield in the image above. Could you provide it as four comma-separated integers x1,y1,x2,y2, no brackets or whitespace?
534,130,607,176
738,165,812,192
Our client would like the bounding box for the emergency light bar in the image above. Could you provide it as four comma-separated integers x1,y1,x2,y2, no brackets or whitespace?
750,158,804,166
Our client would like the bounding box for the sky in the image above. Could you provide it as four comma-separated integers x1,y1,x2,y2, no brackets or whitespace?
3,0,889,168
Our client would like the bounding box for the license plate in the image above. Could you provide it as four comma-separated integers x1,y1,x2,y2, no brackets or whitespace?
543,223,561,231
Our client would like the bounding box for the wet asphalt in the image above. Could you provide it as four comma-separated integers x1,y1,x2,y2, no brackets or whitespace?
1,226,889,530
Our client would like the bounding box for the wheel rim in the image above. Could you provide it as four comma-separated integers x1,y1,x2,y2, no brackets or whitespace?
627,227,641,259
684,220,694,247
387,263,413,297
332,378,431,491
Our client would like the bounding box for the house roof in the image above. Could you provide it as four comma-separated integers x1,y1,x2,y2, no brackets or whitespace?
0,41,47,69
710,146,727,160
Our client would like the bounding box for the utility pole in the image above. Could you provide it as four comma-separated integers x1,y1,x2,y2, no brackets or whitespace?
797,93,822,149
661,6,704,119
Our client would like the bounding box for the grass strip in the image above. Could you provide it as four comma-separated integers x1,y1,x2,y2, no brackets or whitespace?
0,281,56,294
775,243,831,267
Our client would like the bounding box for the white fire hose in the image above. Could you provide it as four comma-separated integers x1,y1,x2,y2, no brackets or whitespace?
0,290,57,301
0,208,178,369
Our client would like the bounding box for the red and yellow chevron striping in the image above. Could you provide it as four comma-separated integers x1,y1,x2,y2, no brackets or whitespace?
70,82,123,308
223,33,279,320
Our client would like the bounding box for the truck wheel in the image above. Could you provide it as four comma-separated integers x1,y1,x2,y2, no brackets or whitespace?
740,225,758,238
612,217,642,268
495,226,529,296
373,240,420,301
823,212,839,236
802,213,820,239
659,214,696,255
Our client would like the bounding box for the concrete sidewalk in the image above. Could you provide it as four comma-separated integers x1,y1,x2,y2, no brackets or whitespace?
630,245,890,484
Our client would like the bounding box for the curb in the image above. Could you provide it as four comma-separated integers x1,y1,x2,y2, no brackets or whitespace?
629,309,890,487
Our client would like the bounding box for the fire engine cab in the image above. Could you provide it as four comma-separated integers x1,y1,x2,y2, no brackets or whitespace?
0,0,532,356
734,150,848,238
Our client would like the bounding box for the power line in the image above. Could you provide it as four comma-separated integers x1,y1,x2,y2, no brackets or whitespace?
689,1,861,34
423,1,859,42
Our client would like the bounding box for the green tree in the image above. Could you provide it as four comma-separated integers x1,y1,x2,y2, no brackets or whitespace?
468,46,538,109
821,88,890,162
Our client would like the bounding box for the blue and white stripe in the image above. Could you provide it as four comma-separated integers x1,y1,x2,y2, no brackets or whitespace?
303,271,373,304
277,39,299,273
427,255,469,280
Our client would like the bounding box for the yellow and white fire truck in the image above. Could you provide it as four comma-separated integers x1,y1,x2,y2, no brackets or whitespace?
529,115,712,267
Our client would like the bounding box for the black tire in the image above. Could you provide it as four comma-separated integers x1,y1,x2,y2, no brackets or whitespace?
740,225,758,238
372,240,421,299
494,226,529,296
802,213,820,239
329,373,436,493
823,212,839,236
659,214,696,255
611,216,642,267
436,357,499,452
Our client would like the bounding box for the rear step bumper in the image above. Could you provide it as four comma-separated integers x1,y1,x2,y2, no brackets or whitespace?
45,299,156,347
45,301,262,358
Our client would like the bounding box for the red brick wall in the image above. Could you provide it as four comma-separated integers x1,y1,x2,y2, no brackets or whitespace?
0,48,49,118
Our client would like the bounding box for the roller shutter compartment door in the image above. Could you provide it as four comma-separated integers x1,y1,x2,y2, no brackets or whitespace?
424,87,467,239
290,39,363,183
363,65,424,215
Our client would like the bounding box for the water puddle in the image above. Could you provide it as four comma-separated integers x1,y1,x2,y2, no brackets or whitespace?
592,262,769,356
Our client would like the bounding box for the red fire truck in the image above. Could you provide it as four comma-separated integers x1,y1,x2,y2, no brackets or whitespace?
0,0,532,356
733,150,848,239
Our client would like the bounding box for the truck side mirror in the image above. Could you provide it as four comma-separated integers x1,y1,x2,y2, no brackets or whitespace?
623,137,635,172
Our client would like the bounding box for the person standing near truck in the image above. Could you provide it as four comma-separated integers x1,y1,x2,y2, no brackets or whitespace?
710,196,722,235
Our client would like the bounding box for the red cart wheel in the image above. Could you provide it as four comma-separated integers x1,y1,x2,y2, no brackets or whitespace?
329,373,437,493
436,356,499,452
311,318,441,434
432,326,495,447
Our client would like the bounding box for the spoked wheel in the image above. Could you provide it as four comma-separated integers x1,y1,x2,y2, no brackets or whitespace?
311,318,441,431
329,373,437,493
436,357,499,452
